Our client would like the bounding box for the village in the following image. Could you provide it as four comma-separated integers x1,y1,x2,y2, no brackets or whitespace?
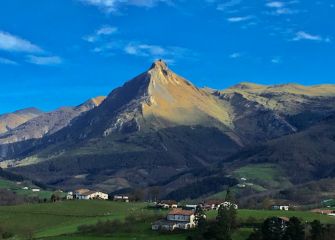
1,181,335,239
55,188,334,234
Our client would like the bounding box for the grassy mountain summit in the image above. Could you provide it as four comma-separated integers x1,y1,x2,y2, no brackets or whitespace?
1,60,335,202
228,82,335,96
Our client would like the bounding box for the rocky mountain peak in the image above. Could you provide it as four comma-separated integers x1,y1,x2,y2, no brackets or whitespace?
149,59,168,71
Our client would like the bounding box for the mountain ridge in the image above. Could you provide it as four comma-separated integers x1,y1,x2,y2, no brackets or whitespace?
0,60,335,202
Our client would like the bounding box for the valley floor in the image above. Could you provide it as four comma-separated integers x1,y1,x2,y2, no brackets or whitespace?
0,201,334,240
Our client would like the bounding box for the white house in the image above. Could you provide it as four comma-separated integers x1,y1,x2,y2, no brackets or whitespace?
184,204,198,211
222,201,238,210
152,208,196,231
202,200,238,211
272,205,289,211
113,195,129,202
32,188,40,192
66,192,74,200
74,189,108,200
156,200,178,209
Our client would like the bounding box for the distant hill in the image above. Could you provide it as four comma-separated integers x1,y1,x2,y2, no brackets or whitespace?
0,96,105,144
0,108,43,134
1,60,335,203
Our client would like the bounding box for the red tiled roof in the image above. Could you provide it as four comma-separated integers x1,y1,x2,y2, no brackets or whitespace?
311,209,335,214
168,208,194,216
75,189,90,194
81,191,98,196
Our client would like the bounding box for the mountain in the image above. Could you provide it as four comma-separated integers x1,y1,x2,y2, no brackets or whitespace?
47,60,237,140
0,108,43,134
1,60,240,191
0,96,105,145
1,60,335,203
211,82,335,144
226,115,335,183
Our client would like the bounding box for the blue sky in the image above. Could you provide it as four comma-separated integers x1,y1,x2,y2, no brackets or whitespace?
0,0,334,114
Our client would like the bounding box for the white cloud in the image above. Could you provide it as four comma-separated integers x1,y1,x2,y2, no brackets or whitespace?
266,1,285,8
0,31,43,53
26,55,63,66
122,42,196,63
96,26,118,35
271,56,282,64
265,1,299,15
83,25,118,43
227,16,253,22
217,0,242,11
229,52,242,59
124,43,166,57
293,31,325,42
0,57,18,65
80,0,171,13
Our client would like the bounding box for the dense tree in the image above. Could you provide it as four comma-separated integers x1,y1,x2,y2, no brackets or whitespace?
310,220,324,240
283,217,305,240
261,217,286,240
206,191,237,240
194,206,207,232
225,188,235,203
50,192,61,202
247,229,262,240
323,225,335,240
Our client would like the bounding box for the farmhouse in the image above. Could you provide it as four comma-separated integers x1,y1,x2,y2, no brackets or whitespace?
272,205,289,211
155,200,178,209
113,195,129,202
311,209,335,215
152,208,196,231
202,200,238,211
74,189,108,200
184,204,198,211
66,192,74,200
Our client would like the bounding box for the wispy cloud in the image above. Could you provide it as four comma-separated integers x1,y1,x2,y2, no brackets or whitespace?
124,43,166,57
216,0,242,11
0,57,18,65
271,56,282,64
0,30,63,66
227,16,253,23
0,31,43,53
265,1,299,15
96,26,118,35
83,25,118,42
229,52,242,59
83,25,196,63
123,42,196,63
80,0,172,13
266,1,285,8
293,31,330,42
26,55,63,66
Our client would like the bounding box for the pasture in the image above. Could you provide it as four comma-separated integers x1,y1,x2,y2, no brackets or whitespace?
0,200,334,239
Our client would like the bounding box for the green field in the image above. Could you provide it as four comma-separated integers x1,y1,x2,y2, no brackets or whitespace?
0,178,61,199
0,201,334,240
233,163,292,189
